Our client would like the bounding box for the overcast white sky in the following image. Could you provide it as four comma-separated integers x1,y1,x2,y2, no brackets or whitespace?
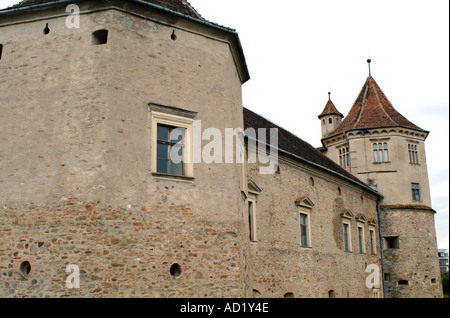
1,0,449,250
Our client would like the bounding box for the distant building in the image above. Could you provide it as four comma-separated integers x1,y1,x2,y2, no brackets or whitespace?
438,249,449,272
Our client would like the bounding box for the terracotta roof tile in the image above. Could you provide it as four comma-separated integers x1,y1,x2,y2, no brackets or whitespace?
1,0,204,19
318,98,343,118
243,107,372,190
326,76,426,137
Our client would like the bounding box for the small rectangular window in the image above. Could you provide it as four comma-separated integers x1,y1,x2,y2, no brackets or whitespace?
248,200,257,242
92,29,108,45
0,44,3,60
370,229,376,254
300,213,308,247
412,183,421,201
358,226,365,253
156,124,186,176
343,223,351,252
408,144,419,164
385,236,399,249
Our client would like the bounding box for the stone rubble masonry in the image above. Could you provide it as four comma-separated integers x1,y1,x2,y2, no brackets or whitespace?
0,4,249,297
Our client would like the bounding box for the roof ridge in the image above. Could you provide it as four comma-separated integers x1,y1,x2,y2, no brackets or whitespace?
323,74,427,139
353,80,369,129
370,77,397,126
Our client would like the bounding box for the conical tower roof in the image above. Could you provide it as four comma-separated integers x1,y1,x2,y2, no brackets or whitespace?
326,76,427,137
318,93,344,118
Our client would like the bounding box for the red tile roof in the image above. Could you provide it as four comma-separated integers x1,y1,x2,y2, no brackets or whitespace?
1,0,204,19
325,76,426,138
318,98,343,118
243,107,376,192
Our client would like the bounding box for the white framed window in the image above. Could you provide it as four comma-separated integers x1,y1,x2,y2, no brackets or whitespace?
409,144,419,164
295,196,315,248
299,211,311,248
412,183,421,201
373,142,389,163
368,218,378,255
343,221,352,252
358,225,365,254
248,197,257,243
369,228,376,255
340,209,354,252
339,147,350,168
150,103,197,180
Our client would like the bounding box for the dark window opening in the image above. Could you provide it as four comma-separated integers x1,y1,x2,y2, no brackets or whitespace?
171,30,177,41
343,223,350,252
384,273,391,282
385,236,399,249
328,290,336,298
43,23,50,35
412,183,421,201
358,227,364,253
92,29,108,45
170,263,182,277
431,278,437,284
398,280,409,286
156,124,185,176
300,213,308,247
370,229,375,254
329,118,332,124
0,44,3,60
248,201,256,242
19,261,31,277
284,292,294,298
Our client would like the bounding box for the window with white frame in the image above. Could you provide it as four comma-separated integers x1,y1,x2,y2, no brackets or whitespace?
373,142,389,163
295,196,314,248
358,225,365,254
248,198,257,242
411,183,421,201
343,222,351,252
339,146,350,168
340,209,354,252
408,144,419,164
150,103,197,179
369,228,376,255
299,211,311,248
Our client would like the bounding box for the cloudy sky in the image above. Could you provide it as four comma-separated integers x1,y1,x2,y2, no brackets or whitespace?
1,0,448,250
190,0,450,251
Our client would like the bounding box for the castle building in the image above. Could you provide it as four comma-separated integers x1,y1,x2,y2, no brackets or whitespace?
319,61,442,297
0,0,443,298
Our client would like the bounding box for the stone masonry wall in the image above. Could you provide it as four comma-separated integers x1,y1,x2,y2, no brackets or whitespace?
381,207,443,298
246,150,383,298
0,6,249,297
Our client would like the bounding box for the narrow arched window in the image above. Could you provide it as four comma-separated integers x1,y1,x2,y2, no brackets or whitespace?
0,44,3,60
378,143,383,162
374,142,389,163
92,29,108,45
373,143,378,162
383,142,389,162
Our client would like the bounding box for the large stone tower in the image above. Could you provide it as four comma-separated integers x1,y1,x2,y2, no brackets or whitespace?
0,0,251,297
319,62,443,298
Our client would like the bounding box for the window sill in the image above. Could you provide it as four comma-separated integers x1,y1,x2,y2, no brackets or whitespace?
300,246,312,250
373,161,391,164
151,172,195,183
